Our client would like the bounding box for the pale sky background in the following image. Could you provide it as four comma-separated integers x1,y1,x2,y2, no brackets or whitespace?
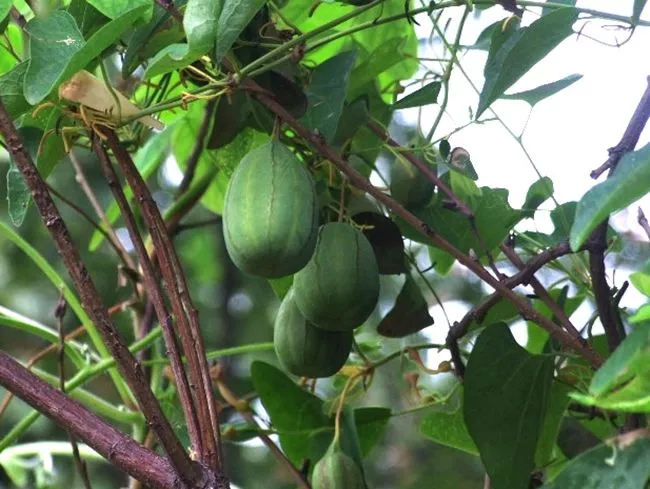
391,1,650,354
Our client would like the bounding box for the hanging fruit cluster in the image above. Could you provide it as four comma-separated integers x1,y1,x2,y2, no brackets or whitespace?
222,139,381,378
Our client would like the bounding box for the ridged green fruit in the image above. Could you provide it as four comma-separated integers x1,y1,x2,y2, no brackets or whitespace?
274,289,352,378
293,222,379,331
223,140,318,278
390,158,434,209
312,443,365,489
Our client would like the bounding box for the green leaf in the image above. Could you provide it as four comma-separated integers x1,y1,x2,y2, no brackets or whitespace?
535,382,571,466
464,323,554,489
0,459,29,487
501,74,582,107
268,276,293,300
571,141,650,250
67,0,109,38
348,37,404,99
251,361,331,465
89,127,171,251
122,2,187,77
542,436,650,489
377,275,433,338
522,176,554,218
214,0,266,63
87,0,151,19
527,287,584,354
393,81,441,110
24,6,150,104
633,0,648,25
630,269,650,297
144,0,223,78
542,0,577,16
477,8,578,118
7,127,42,226
301,51,357,142
630,303,650,324
353,211,406,275
172,102,268,214
401,187,523,259
0,0,12,31
354,407,391,456
420,390,479,456
333,96,369,146
569,324,650,412
0,61,30,118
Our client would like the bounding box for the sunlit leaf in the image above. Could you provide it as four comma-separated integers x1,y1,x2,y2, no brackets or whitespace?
571,141,650,250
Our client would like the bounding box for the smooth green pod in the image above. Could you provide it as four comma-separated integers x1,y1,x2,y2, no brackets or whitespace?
223,140,318,278
274,289,352,378
293,222,380,331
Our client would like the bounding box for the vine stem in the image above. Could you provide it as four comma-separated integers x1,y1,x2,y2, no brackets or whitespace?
247,81,602,367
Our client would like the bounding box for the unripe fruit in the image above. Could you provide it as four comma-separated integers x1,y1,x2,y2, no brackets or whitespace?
312,443,365,489
293,222,380,331
223,140,318,278
274,289,352,378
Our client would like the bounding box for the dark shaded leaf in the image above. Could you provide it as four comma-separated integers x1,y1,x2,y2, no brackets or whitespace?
393,81,441,110
501,74,583,107
352,212,406,275
377,275,433,338
522,176,554,218
207,91,251,149
301,51,356,142
439,139,451,160
333,96,370,146
543,435,650,489
256,70,308,120
556,417,602,460
536,382,571,466
354,407,391,456
122,1,186,77
464,323,554,489
571,141,650,250
477,8,578,118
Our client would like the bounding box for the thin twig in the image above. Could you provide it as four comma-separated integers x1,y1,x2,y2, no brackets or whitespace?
177,100,216,195
0,101,201,487
102,130,224,473
0,351,182,489
56,296,94,489
93,137,204,461
588,76,650,353
69,150,136,270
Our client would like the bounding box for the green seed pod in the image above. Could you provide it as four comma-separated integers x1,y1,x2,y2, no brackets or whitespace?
223,140,318,278
312,442,365,489
274,289,352,378
293,222,380,332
